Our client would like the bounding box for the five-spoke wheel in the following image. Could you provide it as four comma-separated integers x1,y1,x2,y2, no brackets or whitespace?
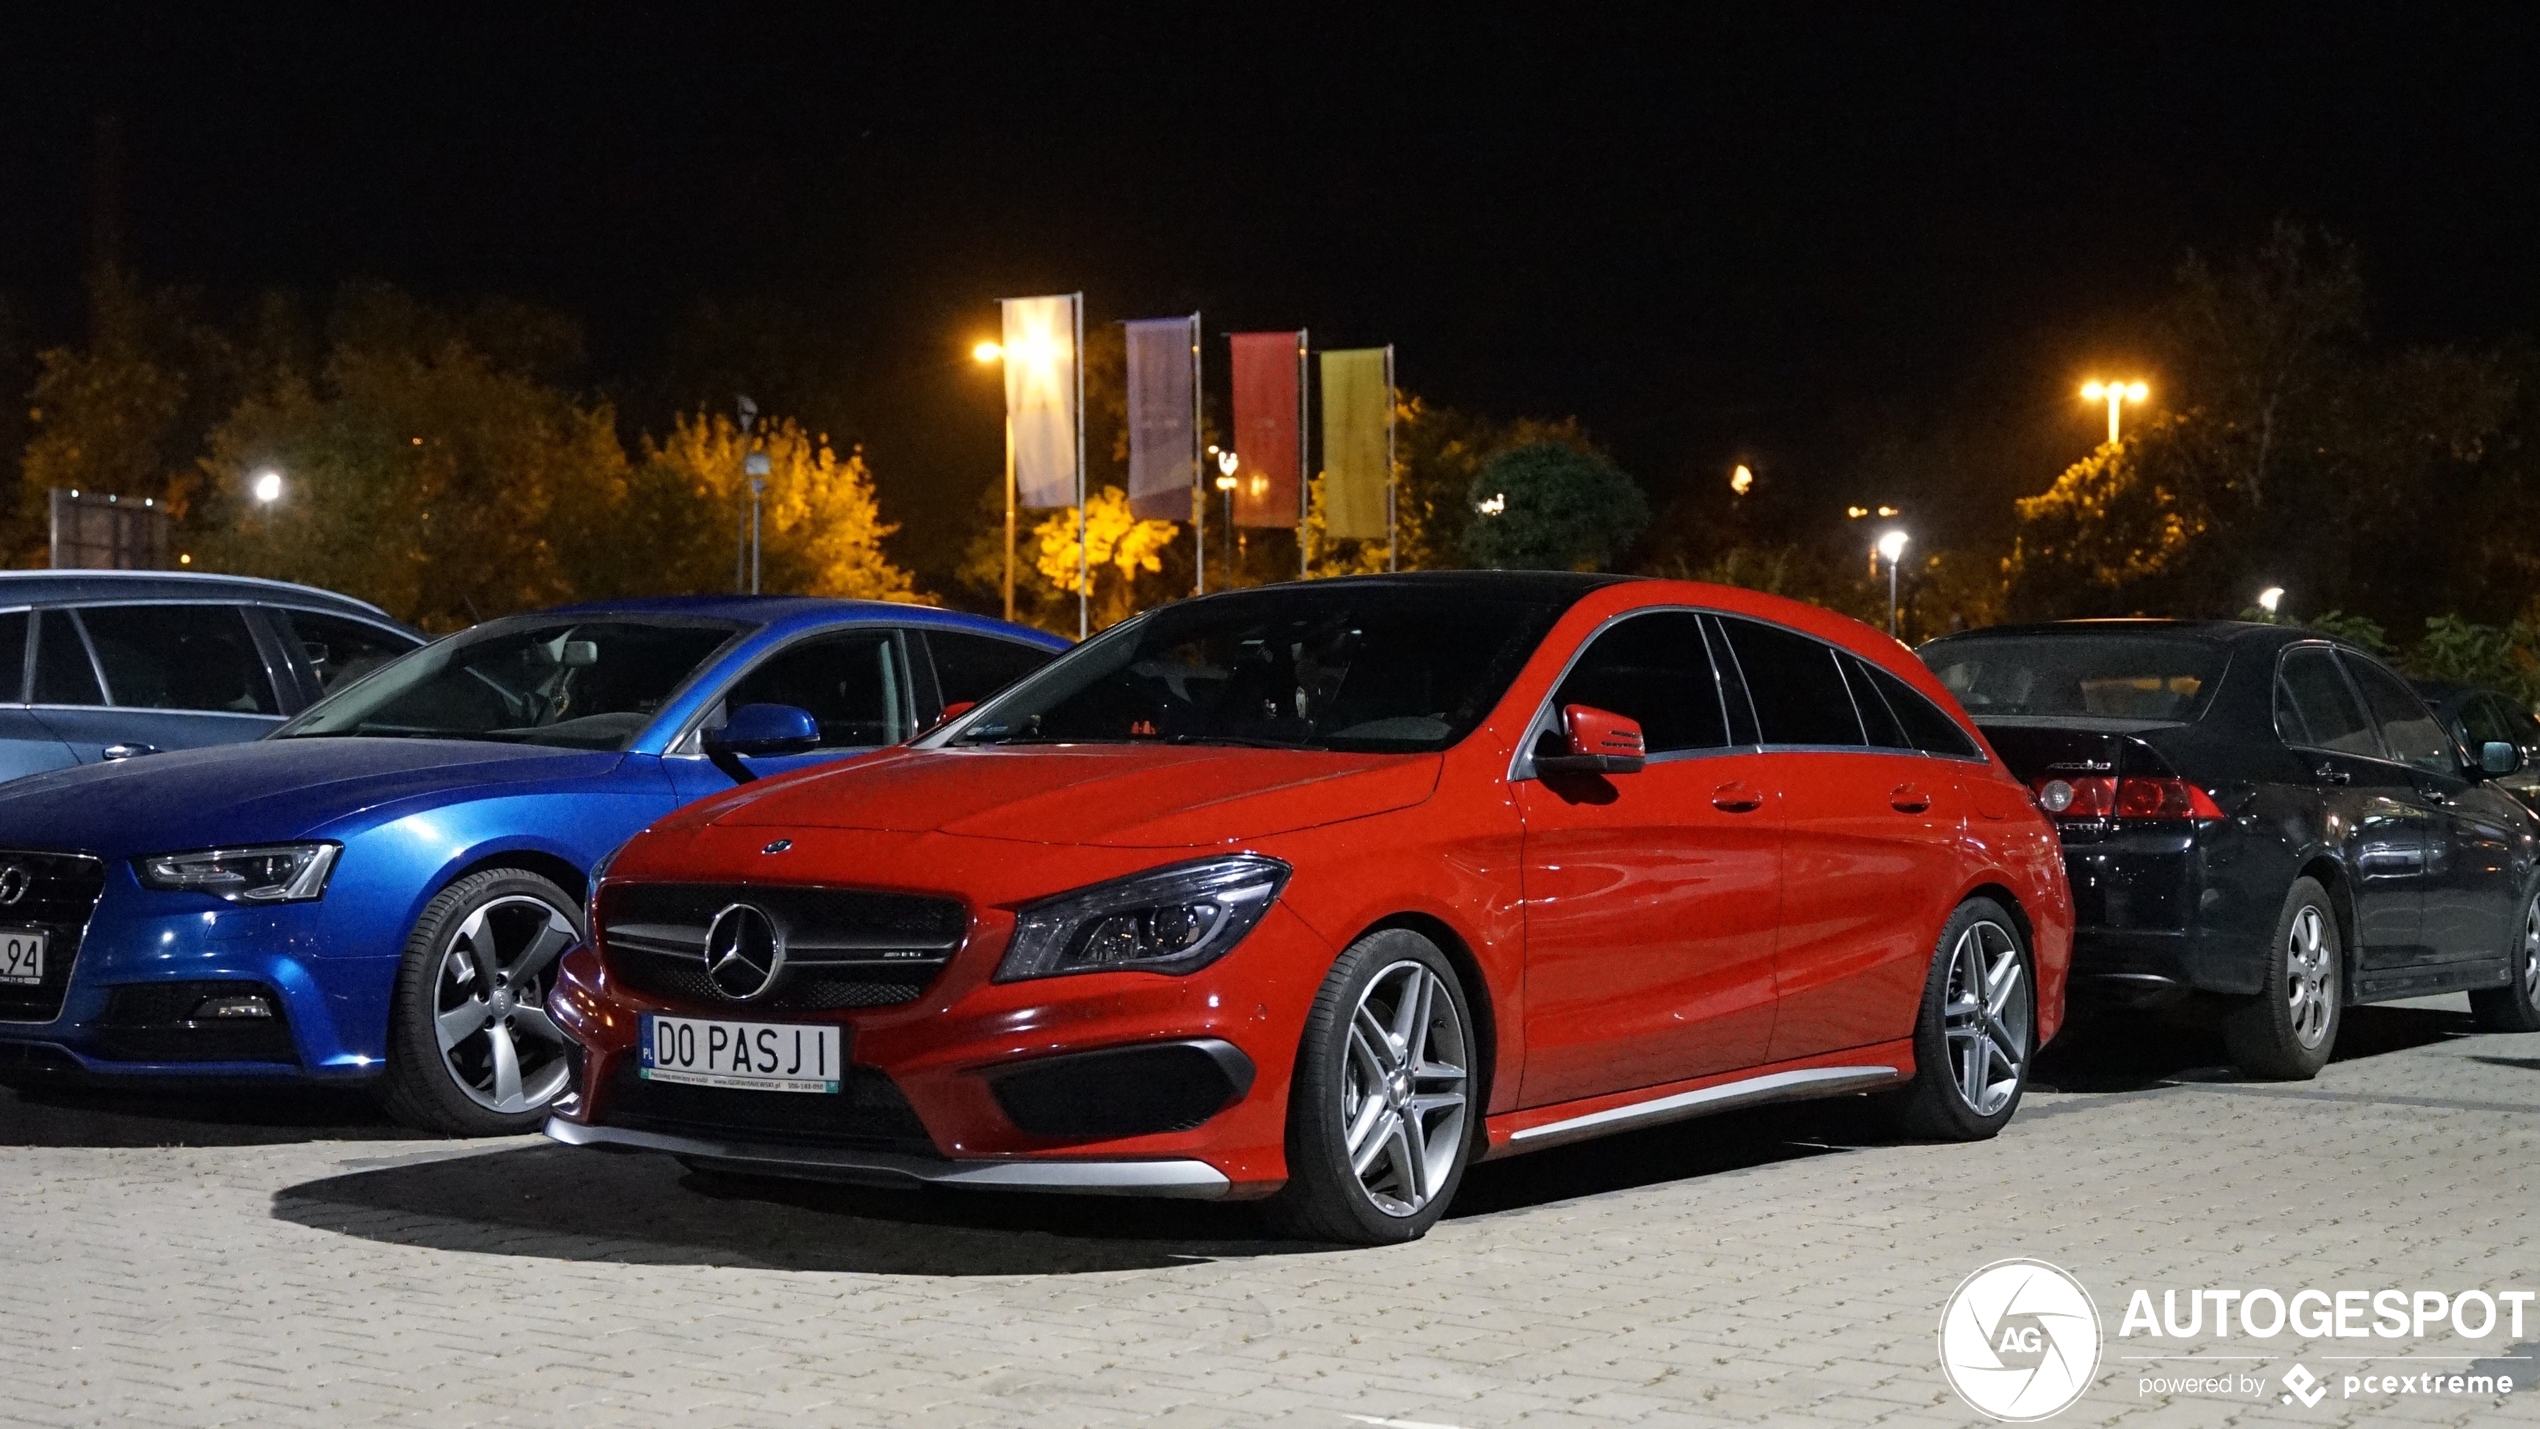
2471,886,2540,1033
383,868,585,1134
1273,928,1478,1244
2224,876,2341,1080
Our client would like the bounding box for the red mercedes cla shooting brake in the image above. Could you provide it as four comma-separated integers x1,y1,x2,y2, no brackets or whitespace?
546,574,2072,1243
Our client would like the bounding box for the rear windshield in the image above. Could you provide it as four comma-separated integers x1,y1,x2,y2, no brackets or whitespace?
1920,634,2227,723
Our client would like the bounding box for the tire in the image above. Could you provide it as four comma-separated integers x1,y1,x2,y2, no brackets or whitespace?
2222,877,2341,1080
1266,929,1479,1245
380,868,584,1135
2469,886,2540,1033
1886,897,2037,1140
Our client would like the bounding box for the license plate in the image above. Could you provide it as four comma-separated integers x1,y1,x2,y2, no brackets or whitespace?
639,1013,842,1093
0,930,42,986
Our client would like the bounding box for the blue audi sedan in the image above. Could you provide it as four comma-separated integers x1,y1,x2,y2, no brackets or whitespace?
0,597,1063,1133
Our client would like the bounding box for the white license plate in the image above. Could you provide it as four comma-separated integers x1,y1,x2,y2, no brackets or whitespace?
0,930,42,986
639,1013,841,1093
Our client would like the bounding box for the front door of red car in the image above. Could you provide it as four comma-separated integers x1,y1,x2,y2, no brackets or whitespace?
1715,618,1968,1063
1516,611,1784,1106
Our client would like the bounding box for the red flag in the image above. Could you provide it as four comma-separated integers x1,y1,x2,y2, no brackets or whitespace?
1229,331,1304,528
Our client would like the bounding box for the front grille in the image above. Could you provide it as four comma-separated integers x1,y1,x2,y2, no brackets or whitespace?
598,1059,937,1156
598,882,966,1013
0,850,107,1024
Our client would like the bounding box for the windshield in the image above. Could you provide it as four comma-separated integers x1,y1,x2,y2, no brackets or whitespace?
947,586,1569,753
1921,633,2227,723
276,617,745,750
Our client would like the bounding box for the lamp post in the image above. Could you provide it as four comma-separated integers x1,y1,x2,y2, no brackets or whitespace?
252,470,283,506
972,342,1019,622
1876,529,1910,639
2081,380,2149,445
1214,456,1239,590
2258,586,2285,619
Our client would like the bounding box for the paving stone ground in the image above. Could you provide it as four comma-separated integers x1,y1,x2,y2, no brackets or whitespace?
1,996,2533,1428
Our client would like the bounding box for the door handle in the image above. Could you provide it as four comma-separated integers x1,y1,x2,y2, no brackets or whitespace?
1712,782,1764,813
1889,784,1932,813
2315,765,2350,786
101,743,158,762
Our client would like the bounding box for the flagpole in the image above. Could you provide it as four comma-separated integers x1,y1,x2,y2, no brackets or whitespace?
1384,343,1398,574
1002,411,1016,622
1188,312,1204,598
1295,328,1310,581
1073,292,1088,640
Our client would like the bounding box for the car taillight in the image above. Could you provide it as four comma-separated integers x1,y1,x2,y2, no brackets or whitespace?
2032,775,2223,821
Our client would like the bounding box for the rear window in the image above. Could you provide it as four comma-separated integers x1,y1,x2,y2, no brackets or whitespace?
1921,634,2226,723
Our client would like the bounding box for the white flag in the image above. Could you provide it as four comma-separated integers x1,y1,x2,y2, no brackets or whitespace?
1000,294,1081,510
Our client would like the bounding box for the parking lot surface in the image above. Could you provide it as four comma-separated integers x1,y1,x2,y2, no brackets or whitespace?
1,997,2533,1428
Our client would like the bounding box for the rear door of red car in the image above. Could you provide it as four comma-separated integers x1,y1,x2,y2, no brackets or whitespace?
1514,610,1784,1105
1715,616,1967,1063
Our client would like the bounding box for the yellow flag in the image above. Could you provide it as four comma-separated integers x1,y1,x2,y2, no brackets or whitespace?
1320,347,1391,541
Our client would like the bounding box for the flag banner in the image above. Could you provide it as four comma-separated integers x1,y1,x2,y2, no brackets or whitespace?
1319,347,1391,541
1125,315,1198,522
1230,331,1304,527
1001,294,1080,509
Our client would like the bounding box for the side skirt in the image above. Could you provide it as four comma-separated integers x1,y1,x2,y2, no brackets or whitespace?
1482,1041,1913,1158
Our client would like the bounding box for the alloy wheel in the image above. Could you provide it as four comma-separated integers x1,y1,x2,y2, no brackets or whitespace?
2523,898,2540,1005
1942,920,2030,1117
1339,959,1469,1218
2285,903,2336,1050
431,894,577,1114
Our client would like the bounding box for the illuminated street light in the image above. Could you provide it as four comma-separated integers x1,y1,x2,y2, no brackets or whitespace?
252,470,283,504
2258,586,2285,617
2081,380,2150,444
1876,529,1910,639
1730,464,1754,497
972,341,1003,363
1477,492,1508,516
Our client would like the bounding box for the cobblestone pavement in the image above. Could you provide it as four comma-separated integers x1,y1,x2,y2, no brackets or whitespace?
2,996,2533,1428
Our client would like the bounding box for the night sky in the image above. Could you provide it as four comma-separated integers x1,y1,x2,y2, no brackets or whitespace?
7,6,2538,575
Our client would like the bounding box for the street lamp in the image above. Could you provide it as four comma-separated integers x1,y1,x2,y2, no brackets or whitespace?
2081,380,2149,444
972,341,1003,364
1730,464,1753,497
1214,452,1239,589
2258,585,2285,618
1876,529,1911,639
252,470,283,504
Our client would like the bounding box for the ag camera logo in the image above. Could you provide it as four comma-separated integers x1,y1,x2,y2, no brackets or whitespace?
1940,1259,2103,1421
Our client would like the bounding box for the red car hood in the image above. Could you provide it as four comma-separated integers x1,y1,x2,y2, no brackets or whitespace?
704,744,1444,848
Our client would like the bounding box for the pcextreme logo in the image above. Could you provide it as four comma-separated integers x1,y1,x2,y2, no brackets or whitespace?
1939,1258,2104,1421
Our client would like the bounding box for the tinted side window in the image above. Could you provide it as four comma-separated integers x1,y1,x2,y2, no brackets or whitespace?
1865,661,1982,757
0,611,26,701
1720,618,1864,747
925,631,1058,708
1550,612,1729,754
2347,657,2453,775
2277,647,2374,756
1839,655,1913,749
80,604,280,715
275,609,417,695
722,632,907,749
31,611,102,706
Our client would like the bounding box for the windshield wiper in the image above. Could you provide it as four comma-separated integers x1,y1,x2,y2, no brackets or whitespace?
1164,734,1311,749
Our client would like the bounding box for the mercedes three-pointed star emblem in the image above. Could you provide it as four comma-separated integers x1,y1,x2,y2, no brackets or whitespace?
702,902,785,1001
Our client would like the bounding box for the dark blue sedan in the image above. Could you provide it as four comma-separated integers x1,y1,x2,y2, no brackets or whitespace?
0,597,1064,1132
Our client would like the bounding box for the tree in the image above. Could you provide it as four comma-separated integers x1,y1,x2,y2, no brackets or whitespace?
634,411,916,603
1461,440,1648,572
1029,485,1181,632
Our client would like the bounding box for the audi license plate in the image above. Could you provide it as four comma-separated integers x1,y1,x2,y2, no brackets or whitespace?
639,1013,842,1093
0,930,42,986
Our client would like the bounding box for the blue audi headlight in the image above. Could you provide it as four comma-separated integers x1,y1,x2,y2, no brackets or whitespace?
134,843,341,903
995,855,1289,982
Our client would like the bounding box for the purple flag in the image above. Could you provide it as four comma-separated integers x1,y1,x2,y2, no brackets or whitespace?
1125,315,1199,522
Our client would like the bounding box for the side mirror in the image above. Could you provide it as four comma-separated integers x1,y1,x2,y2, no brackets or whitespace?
921,699,978,735
704,703,821,783
2481,740,2524,777
1535,704,1647,776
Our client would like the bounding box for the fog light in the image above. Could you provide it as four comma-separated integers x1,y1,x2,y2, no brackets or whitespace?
189,992,275,1020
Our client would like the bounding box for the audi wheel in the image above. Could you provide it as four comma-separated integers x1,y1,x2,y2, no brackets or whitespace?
381,867,583,1135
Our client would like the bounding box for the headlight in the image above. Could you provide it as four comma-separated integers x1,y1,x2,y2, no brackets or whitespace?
995,855,1290,982
134,843,340,903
